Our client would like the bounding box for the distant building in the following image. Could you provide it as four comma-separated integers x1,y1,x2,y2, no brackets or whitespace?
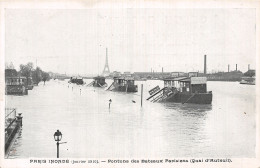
171,72,185,77
123,72,132,77
188,72,199,77
207,71,243,81
110,71,121,77
133,72,171,79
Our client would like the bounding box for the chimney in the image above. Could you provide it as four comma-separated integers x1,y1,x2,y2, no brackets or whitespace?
228,64,230,72
236,64,237,71
204,55,207,74
248,64,250,71
162,67,163,73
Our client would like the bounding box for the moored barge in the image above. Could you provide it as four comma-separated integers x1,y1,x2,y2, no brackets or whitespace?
147,76,212,104
107,77,138,92
5,77,29,95
87,76,107,87
240,77,255,85
69,77,84,85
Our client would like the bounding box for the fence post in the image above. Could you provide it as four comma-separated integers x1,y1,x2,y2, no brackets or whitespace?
141,84,143,107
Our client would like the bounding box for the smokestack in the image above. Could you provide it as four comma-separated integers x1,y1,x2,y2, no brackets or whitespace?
162,67,163,73
248,64,250,71
204,55,207,74
228,64,230,72
236,64,237,71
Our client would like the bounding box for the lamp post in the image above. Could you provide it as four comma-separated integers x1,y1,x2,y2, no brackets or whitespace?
54,130,62,158
109,99,112,109
54,130,67,158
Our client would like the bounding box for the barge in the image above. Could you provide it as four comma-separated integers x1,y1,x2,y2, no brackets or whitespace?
107,77,138,92
240,77,255,85
69,77,84,85
5,77,29,95
147,76,212,104
87,76,107,87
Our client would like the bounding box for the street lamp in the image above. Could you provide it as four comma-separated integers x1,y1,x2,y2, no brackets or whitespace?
54,130,66,158
54,130,62,142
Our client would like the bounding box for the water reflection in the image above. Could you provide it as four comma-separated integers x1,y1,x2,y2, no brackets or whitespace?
163,102,212,112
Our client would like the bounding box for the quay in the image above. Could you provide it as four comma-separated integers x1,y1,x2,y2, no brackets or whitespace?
5,108,23,158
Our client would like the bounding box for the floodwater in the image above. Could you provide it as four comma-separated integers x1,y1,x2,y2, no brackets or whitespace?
5,79,256,158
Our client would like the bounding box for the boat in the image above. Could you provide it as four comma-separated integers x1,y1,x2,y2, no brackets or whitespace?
240,76,255,85
87,76,107,88
107,77,138,92
5,77,28,95
147,76,212,104
68,77,84,85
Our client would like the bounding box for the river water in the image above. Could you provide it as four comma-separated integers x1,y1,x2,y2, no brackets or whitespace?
5,79,256,158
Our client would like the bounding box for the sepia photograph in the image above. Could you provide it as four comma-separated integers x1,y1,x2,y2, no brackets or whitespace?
0,1,259,168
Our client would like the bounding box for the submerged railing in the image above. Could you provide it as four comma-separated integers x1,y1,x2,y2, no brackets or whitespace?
5,108,17,130
5,108,23,155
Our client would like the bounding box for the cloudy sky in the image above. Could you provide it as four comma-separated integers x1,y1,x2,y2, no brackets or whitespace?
5,8,256,75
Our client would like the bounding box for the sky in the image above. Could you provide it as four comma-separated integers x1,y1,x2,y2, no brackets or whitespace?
5,8,256,76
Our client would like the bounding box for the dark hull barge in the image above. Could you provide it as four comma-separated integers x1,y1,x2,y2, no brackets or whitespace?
87,76,107,88
107,77,138,92
69,77,84,85
147,76,212,104
5,77,29,95
240,77,255,85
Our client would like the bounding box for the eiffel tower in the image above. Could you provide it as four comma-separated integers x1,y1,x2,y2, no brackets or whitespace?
102,48,110,76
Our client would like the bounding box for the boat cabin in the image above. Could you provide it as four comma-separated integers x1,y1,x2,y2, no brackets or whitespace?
180,77,207,93
109,77,138,92
91,76,107,87
5,77,27,86
94,76,106,85
164,77,188,90
164,77,207,93
114,77,136,86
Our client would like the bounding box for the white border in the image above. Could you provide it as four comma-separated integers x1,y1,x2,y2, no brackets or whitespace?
0,1,259,168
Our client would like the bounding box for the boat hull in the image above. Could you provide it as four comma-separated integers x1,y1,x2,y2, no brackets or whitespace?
27,85,34,90
6,85,28,95
161,92,212,104
93,83,107,87
240,81,255,85
111,85,138,92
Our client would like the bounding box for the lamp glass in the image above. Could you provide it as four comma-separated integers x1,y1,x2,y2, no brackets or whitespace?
54,130,62,141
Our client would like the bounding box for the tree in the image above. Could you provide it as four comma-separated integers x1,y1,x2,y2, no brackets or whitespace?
32,67,42,85
19,62,34,78
5,69,18,77
5,62,15,69
42,72,50,85
244,70,255,77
